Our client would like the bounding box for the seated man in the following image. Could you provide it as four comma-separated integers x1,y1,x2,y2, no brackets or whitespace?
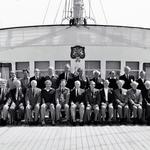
100,80,115,123
25,80,41,124
114,80,129,123
70,80,85,125
142,81,150,124
127,81,143,123
85,81,100,124
41,80,55,126
7,80,24,124
0,79,8,125
55,79,70,123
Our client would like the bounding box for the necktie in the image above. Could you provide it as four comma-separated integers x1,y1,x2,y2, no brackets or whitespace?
16,88,18,100
76,89,78,97
120,89,122,94
32,89,35,97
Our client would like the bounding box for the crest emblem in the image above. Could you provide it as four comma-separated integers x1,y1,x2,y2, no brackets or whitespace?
71,45,85,59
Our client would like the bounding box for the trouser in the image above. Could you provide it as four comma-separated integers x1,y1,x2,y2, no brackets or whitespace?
26,104,40,122
86,104,99,122
132,104,142,119
41,103,55,122
117,104,129,119
101,103,113,121
56,103,69,121
70,102,85,122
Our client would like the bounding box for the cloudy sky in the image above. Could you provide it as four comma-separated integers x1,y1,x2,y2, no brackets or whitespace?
0,0,150,28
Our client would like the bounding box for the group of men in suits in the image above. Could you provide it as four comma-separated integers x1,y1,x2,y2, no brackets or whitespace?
0,64,150,126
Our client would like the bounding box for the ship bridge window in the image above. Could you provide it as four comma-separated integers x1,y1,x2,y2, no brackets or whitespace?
55,61,71,75
143,63,150,80
126,61,139,79
15,62,29,79
106,61,121,79
85,61,101,79
35,61,49,76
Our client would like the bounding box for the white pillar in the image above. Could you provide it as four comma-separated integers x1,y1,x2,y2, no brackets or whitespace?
30,61,34,77
139,61,143,71
121,60,126,75
101,60,106,79
11,62,15,72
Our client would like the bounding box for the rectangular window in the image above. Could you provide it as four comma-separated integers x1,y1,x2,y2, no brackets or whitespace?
55,61,71,75
143,63,150,80
34,61,49,76
85,61,101,78
126,61,139,79
106,61,121,78
15,62,29,79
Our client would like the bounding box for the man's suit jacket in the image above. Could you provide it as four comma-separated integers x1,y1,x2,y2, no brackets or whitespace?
127,88,142,105
114,88,128,105
143,89,150,108
55,87,70,104
100,88,115,105
30,76,45,89
85,88,100,106
70,88,85,104
136,78,146,91
90,77,104,89
108,77,118,90
9,88,24,106
25,87,41,107
0,88,8,105
119,74,135,89
58,72,75,90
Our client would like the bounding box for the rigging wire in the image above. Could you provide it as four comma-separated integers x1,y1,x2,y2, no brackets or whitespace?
99,0,108,24
42,0,52,24
53,0,63,24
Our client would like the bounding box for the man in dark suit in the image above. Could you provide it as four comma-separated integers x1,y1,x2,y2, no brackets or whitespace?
114,80,129,123
58,64,75,90
44,67,58,89
55,79,70,123
85,81,100,124
25,80,41,124
70,80,85,125
100,80,115,122
119,66,135,89
30,68,45,90
108,71,118,90
74,68,89,89
41,80,56,126
127,81,143,123
8,80,24,124
90,70,104,90
143,81,150,124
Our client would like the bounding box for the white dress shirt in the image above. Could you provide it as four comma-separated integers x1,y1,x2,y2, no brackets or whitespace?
104,88,109,101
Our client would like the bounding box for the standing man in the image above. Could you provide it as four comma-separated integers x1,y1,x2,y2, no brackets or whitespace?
91,70,104,90
55,79,70,124
58,64,75,90
85,81,100,125
20,69,30,108
70,80,85,125
25,80,41,124
100,80,115,123
41,80,56,126
127,81,143,124
119,66,135,89
7,71,17,91
45,67,58,89
108,71,118,90
30,68,45,90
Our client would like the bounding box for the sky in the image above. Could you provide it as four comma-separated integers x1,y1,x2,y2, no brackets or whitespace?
0,0,150,28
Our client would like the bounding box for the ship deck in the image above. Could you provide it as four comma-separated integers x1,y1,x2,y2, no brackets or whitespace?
0,125,149,150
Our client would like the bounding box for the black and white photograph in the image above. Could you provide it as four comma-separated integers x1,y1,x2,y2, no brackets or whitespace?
0,0,150,149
